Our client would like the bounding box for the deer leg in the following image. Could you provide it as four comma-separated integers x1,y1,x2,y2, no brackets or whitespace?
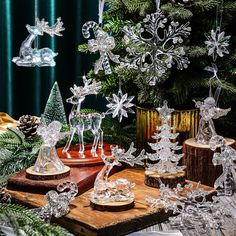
98,128,103,149
77,130,85,154
91,132,99,153
63,128,76,153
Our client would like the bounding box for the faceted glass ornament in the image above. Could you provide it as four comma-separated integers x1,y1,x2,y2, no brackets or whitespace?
12,18,65,67
33,120,65,173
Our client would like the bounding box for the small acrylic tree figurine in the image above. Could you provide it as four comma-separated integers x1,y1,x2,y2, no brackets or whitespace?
26,119,70,179
145,101,186,188
90,143,145,211
194,88,231,144
209,135,236,196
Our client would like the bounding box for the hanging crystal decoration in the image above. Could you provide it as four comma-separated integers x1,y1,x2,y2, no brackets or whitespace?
209,135,236,196
12,18,65,67
120,1,191,86
63,76,105,154
105,86,135,122
33,120,66,173
193,94,231,145
91,143,145,204
33,181,78,222
82,0,120,74
146,181,232,230
145,101,185,174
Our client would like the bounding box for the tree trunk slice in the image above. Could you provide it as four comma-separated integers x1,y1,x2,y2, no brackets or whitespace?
90,198,135,212
26,166,70,180
183,138,235,187
145,170,186,188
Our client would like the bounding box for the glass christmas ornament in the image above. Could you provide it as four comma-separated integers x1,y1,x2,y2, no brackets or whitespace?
209,135,236,196
63,76,105,155
33,181,78,222
120,8,191,85
145,101,185,174
82,21,120,74
12,18,65,67
194,95,231,145
91,143,145,204
33,120,66,173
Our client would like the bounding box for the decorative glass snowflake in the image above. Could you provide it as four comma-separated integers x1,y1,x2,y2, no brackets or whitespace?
82,21,120,74
106,89,135,122
120,10,191,86
205,27,231,62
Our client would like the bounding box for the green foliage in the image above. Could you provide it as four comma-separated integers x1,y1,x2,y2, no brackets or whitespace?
0,128,42,185
43,82,67,125
0,204,70,236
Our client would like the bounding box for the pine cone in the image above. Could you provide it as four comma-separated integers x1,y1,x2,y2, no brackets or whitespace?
17,115,40,139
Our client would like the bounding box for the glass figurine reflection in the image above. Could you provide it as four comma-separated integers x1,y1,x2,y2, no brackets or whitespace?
12,18,64,67
33,120,66,173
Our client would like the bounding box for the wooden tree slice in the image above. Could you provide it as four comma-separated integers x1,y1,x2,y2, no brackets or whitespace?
26,166,70,180
90,198,135,212
145,170,186,188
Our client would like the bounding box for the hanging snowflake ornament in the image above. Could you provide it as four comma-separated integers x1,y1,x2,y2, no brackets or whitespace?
205,27,231,62
105,88,135,122
120,9,191,86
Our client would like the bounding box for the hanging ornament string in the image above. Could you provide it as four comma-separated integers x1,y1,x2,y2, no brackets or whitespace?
98,0,106,25
156,0,160,10
215,0,224,31
34,0,39,49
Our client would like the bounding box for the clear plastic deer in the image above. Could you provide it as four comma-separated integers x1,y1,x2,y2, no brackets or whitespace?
63,76,104,155
12,18,64,67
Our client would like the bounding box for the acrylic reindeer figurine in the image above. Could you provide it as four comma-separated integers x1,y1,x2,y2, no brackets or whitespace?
63,76,104,155
12,18,64,67
91,143,145,204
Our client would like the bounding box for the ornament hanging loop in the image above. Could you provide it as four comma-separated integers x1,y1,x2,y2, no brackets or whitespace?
156,0,161,10
98,0,106,25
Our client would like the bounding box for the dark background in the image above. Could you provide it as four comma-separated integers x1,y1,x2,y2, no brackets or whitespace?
0,0,102,119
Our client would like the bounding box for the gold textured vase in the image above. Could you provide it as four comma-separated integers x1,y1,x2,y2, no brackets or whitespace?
136,107,199,151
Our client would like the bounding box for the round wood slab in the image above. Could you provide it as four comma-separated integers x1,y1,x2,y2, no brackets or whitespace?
57,143,116,167
145,170,186,188
26,166,70,180
90,199,135,212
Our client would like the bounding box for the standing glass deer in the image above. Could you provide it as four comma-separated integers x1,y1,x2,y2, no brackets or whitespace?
63,76,104,155
12,18,64,67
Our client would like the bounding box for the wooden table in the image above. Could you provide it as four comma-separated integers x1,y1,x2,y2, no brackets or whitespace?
183,138,235,187
7,169,215,236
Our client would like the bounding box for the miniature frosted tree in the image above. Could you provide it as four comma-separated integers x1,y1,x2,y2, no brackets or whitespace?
43,82,67,125
146,101,185,174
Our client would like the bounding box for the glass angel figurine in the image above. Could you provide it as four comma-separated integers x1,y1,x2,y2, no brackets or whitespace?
33,120,66,173
194,90,231,144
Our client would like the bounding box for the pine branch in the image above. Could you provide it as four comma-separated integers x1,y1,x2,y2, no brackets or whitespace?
193,0,219,12
185,46,207,58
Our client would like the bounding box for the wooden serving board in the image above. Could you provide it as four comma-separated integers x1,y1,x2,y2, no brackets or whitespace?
7,169,216,236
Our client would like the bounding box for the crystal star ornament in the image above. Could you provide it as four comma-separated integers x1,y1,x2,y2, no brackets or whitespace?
106,89,135,122
121,10,191,85
205,27,231,62
157,100,175,123
82,21,120,74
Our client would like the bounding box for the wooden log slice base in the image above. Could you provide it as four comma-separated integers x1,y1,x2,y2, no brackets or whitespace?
90,198,135,212
57,143,116,167
26,166,70,180
145,170,186,188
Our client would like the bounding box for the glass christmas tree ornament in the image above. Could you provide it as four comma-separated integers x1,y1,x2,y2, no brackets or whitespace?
209,135,236,196
12,18,65,67
90,143,145,211
120,6,191,86
194,95,231,145
145,101,186,188
63,76,104,155
33,181,78,222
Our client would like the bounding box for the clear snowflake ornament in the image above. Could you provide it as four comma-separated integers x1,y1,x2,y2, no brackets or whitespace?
105,88,135,122
205,27,231,62
121,10,191,86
